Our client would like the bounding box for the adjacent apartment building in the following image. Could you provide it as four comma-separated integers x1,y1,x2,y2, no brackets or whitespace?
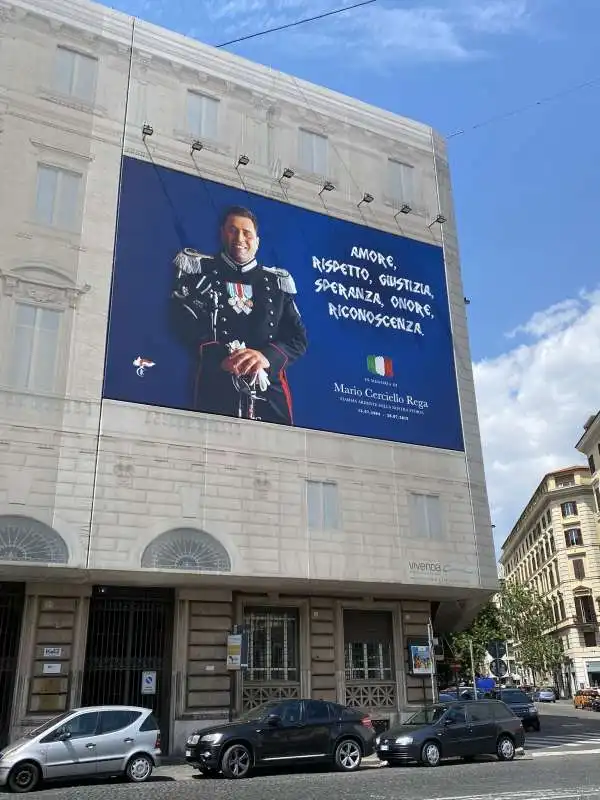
0,0,496,753
500,465,600,695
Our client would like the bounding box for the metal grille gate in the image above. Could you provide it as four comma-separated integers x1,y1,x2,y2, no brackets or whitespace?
81,586,174,751
0,582,25,749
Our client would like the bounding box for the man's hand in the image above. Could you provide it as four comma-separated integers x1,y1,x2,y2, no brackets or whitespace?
221,348,269,378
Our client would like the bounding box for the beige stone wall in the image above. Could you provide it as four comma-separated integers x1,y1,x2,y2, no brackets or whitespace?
0,0,495,606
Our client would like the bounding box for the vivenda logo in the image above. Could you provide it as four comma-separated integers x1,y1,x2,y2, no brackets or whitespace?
408,561,449,573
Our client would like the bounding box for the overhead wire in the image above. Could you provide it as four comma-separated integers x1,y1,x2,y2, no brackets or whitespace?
446,75,600,140
214,0,377,48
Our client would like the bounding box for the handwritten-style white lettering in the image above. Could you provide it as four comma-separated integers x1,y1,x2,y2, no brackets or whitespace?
315,279,384,307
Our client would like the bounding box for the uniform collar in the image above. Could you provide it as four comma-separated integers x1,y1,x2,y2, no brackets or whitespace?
221,251,257,273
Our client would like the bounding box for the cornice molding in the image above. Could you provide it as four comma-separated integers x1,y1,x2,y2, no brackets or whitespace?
3,0,441,158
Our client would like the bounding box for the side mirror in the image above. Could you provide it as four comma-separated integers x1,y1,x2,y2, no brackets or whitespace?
443,717,455,726
266,714,282,727
56,730,71,741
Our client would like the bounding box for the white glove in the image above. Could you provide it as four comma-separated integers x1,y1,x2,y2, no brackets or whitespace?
227,340,270,392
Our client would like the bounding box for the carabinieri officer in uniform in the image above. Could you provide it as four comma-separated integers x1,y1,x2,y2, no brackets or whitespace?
171,205,308,425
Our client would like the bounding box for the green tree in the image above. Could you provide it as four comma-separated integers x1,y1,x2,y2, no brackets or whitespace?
498,581,563,684
446,601,507,677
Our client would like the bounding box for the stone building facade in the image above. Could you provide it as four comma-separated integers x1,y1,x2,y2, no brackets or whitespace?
0,0,496,753
501,466,600,694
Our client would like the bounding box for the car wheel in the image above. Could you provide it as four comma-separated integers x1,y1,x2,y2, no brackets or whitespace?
125,753,153,783
7,761,41,794
497,735,515,761
421,741,441,767
221,744,252,779
334,739,362,772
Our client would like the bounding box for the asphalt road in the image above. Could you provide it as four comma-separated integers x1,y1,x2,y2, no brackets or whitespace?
14,701,600,800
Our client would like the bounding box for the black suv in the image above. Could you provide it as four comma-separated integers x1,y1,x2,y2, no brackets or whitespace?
375,700,525,767
185,698,376,779
490,689,540,732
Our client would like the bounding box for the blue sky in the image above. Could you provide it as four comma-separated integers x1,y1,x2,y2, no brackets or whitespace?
105,0,600,553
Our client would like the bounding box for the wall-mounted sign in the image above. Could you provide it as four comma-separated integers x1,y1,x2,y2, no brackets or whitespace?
43,647,62,658
141,670,157,695
226,634,243,670
408,644,433,676
42,663,62,675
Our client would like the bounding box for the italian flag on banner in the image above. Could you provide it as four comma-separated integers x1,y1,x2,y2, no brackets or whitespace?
367,355,393,377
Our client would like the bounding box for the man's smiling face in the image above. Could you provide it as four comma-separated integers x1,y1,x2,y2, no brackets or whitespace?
221,213,259,265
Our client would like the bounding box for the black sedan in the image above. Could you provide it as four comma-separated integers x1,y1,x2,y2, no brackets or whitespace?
375,699,525,767
185,698,376,779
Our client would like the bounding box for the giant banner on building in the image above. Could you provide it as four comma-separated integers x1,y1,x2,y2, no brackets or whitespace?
103,156,463,451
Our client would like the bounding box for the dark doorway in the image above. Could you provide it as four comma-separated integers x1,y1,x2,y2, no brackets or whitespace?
81,586,174,751
0,582,25,748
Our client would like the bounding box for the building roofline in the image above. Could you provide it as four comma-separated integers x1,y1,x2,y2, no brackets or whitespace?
500,464,590,555
576,411,600,451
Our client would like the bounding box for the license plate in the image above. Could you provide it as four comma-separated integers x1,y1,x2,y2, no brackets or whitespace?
185,749,192,758
380,744,389,751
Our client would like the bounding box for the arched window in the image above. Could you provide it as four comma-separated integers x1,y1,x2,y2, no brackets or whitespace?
141,528,231,573
0,515,69,564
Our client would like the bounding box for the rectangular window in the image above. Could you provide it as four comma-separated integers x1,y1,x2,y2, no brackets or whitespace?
387,159,414,206
573,559,586,580
561,501,578,518
408,493,444,540
8,304,61,392
54,46,97,102
584,631,596,647
564,528,583,548
298,129,328,175
556,474,575,488
35,164,82,231
128,81,148,126
575,595,596,625
243,607,299,682
186,91,219,140
589,455,596,474
594,487,600,514
344,642,393,681
307,481,339,529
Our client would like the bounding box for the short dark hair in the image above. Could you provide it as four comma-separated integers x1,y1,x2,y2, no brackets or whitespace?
220,206,259,235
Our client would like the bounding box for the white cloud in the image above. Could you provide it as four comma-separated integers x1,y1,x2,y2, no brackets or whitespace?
194,0,536,63
473,288,600,556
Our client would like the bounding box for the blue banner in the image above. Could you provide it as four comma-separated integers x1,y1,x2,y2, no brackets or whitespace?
103,156,463,451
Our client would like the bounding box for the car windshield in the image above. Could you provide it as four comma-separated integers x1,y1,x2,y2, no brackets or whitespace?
25,712,73,737
496,691,529,703
235,702,282,723
404,705,449,725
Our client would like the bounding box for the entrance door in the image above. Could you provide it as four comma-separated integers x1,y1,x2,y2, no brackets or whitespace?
81,586,174,751
0,582,25,749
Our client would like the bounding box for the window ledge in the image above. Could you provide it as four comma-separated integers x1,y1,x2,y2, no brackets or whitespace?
172,129,231,156
290,166,336,187
382,196,428,217
19,222,82,243
37,88,105,116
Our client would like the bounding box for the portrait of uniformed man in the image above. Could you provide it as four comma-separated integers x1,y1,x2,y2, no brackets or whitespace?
170,205,308,425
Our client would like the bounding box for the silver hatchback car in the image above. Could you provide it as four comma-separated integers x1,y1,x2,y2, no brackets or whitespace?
0,705,161,793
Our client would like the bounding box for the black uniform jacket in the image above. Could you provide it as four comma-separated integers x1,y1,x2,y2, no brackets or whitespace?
171,249,307,425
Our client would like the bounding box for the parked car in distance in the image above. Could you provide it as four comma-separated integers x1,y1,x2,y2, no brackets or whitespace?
490,689,540,731
574,689,599,710
374,699,524,767
185,698,376,779
0,706,161,794
537,688,557,703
